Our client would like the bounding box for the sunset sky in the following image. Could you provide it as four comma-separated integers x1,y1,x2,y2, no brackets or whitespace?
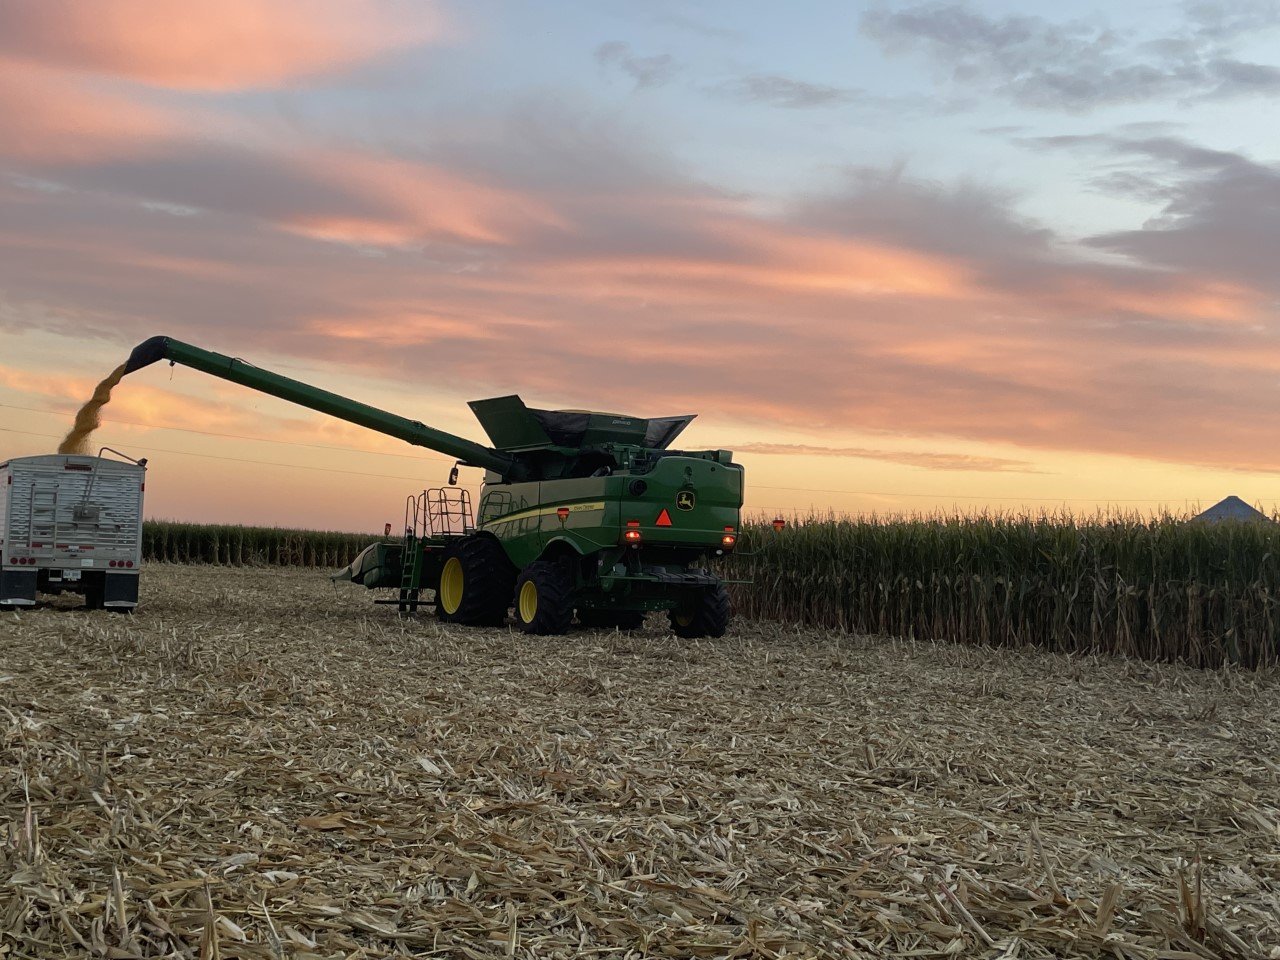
3,1,1280,530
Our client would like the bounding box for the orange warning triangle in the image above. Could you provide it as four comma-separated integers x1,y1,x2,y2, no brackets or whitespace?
655,508,673,527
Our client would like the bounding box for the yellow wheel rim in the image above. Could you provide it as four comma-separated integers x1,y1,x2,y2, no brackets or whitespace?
675,612,694,627
439,557,464,615
519,580,538,623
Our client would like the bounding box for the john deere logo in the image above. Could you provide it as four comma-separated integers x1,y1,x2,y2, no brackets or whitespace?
676,491,696,511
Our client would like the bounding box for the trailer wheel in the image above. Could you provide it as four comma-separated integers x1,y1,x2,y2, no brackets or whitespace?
435,536,514,627
514,561,574,635
577,609,646,631
669,583,731,638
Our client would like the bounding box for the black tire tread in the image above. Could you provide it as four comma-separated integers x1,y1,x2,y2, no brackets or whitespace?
515,561,574,635
436,535,515,627
669,583,731,638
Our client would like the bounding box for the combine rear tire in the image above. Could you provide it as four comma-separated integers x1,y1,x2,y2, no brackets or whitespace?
669,583,731,638
514,561,574,635
435,536,515,627
578,609,646,631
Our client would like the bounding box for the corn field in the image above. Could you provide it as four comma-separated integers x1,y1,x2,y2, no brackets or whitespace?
142,520,377,568
143,514,1280,666
728,512,1280,668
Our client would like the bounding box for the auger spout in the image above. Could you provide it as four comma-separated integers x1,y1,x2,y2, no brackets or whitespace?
123,336,522,478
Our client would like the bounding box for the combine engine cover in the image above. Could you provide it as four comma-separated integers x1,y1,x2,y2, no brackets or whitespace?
0,452,146,610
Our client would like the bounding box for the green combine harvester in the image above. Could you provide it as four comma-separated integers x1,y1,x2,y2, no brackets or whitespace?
123,336,745,635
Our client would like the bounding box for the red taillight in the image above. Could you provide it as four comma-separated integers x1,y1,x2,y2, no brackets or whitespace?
773,517,786,531
721,534,737,549
109,560,118,568
557,507,570,521
623,520,642,544
384,522,392,536
125,560,134,568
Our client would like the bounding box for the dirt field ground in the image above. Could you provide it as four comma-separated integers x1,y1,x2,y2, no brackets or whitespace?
2,565,1278,958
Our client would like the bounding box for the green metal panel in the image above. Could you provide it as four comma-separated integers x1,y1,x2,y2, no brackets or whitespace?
623,456,743,545
477,480,544,568
468,395,553,450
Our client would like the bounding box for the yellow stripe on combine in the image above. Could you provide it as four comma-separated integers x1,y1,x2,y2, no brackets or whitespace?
483,501,606,527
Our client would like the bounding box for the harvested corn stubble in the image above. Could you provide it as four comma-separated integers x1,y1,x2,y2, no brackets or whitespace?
2,565,1278,958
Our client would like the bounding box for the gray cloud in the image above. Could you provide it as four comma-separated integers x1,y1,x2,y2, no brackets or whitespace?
861,2,1280,111
1069,136,1280,293
594,42,679,89
719,74,859,108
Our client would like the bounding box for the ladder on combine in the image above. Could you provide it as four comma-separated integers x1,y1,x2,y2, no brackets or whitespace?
397,487,474,614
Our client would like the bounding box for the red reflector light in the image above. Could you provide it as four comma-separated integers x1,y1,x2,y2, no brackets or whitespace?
557,507,570,521
773,517,786,531
63,464,92,471
655,509,672,527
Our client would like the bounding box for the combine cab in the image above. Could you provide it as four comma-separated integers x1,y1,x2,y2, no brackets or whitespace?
122,336,744,635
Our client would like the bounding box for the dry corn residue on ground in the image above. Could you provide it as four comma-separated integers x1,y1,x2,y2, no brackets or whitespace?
3,566,1279,959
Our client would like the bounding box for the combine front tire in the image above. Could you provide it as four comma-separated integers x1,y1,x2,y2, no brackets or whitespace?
435,536,514,627
669,584,731,638
514,561,574,635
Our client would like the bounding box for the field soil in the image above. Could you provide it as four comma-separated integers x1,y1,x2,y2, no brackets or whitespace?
2,566,1278,958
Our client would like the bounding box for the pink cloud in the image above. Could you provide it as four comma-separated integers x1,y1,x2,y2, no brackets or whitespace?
277,153,566,247
0,63,178,163
0,0,443,91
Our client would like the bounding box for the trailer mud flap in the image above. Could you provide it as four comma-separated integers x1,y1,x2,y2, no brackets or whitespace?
103,573,140,608
0,569,37,606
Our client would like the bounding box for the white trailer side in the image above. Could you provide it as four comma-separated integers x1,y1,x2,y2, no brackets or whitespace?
0,452,146,610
